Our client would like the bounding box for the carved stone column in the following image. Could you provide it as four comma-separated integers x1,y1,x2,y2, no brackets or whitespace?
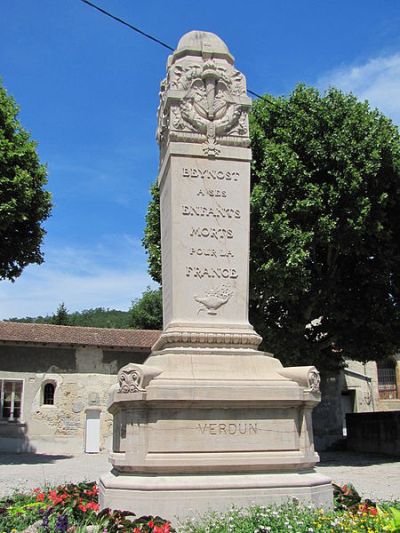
153,30,261,354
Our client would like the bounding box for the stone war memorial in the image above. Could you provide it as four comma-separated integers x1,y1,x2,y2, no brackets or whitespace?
100,31,332,520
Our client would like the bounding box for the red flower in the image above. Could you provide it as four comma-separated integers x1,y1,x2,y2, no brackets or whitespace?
153,525,171,533
148,521,154,528
78,503,88,512
133,528,141,533
36,493,45,502
33,488,41,494
359,503,378,515
86,502,99,512
84,484,98,497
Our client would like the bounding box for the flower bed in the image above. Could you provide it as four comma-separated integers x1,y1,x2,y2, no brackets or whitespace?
0,481,399,532
0,481,174,532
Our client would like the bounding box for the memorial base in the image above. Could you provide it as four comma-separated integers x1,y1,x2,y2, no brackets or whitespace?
99,470,332,524
100,350,332,523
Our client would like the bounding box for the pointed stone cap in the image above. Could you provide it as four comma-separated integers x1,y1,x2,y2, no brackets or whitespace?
172,30,234,64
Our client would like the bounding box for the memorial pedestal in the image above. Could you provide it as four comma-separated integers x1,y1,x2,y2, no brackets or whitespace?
99,351,332,520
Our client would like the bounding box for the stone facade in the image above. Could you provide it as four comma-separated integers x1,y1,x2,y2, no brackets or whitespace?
313,358,400,450
0,322,160,454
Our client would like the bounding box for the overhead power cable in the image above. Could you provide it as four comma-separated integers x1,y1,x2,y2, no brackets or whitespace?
79,0,263,99
80,0,174,51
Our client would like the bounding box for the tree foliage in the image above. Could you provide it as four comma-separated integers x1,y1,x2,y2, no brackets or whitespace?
0,80,52,280
143,85,400,370
250,85,400,369
129,287,162,330
9,307,132,329
52,302,69,325
143,182,161,285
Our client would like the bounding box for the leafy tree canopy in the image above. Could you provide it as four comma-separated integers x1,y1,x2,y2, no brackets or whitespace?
143,84,400,371
129,287,162,330
0,80,52,280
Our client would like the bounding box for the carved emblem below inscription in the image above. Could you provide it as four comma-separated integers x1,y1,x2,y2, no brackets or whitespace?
194,283,233,315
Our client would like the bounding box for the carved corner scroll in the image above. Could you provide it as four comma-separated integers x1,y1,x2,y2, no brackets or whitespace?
117,363,163,393
307,367,321,392
277,366,321,393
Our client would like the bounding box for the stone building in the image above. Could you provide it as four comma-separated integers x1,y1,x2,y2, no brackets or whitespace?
313,357,400,450
0,321,160,454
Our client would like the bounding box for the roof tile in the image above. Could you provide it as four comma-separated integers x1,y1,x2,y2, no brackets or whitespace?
0,321,161,350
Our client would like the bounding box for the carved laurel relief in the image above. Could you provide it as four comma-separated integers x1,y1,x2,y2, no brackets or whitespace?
152,330,263,352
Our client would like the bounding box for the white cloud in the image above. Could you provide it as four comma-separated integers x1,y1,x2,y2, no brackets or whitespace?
317,53,400,125
0,236,157,319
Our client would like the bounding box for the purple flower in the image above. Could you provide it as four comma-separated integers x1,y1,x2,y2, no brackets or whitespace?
55,513,69,532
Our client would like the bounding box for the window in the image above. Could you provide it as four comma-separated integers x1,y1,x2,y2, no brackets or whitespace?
0,380,23,421
377,359,398,399
43,383,55,405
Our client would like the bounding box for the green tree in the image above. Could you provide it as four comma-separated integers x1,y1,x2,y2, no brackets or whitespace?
8,307,132,328
0,80,52,281
143,182,162,284
129,287,162,330
67,308,131,328
143,85,400,371
52,302,69,325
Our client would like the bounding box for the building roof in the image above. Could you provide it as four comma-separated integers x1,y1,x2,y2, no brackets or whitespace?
0,321,161,351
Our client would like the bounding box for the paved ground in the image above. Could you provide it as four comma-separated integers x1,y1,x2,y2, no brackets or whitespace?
1,450,399,501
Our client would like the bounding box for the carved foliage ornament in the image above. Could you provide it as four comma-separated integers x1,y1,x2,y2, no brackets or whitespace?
158,59,250,156
118,364,145,393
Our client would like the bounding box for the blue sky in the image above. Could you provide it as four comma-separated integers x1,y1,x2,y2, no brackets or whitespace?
0,0,399,319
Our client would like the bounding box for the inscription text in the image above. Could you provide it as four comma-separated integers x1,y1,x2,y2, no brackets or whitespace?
197,423,258,435
182,168,239,181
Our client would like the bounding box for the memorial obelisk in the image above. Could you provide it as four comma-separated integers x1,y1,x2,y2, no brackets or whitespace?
100,31,332,520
